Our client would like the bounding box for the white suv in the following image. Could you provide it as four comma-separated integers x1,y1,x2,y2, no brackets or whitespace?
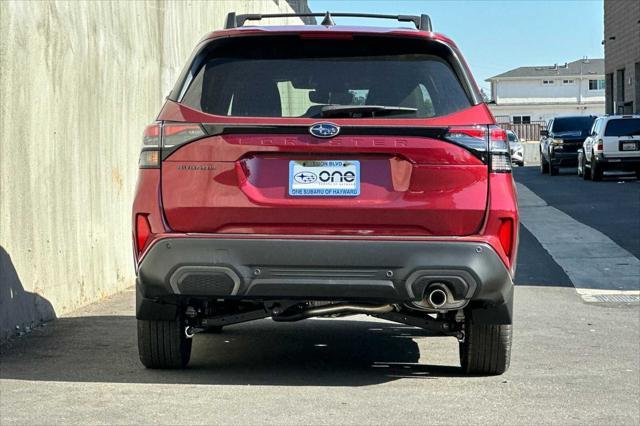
578,115,640,180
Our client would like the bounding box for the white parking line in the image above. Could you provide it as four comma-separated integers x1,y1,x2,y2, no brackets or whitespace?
516,183,640,301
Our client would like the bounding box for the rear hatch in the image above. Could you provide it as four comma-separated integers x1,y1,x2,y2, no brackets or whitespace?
603,117,640,157
159,33,492,236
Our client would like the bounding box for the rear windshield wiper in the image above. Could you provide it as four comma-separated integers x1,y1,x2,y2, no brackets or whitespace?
321,105,418,118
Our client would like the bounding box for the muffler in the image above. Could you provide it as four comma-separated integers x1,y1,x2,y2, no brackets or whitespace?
272,303,395,322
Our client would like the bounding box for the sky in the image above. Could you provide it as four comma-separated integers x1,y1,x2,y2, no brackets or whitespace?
307,0,605,93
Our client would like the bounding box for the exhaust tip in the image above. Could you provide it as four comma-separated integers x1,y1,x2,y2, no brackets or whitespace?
185,326,195,338
427,288,448,309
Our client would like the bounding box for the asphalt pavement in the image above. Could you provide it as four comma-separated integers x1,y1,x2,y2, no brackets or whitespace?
1,166,639,425
514,166,640,258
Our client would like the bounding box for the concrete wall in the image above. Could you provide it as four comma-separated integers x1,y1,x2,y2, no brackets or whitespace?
0,0,309,342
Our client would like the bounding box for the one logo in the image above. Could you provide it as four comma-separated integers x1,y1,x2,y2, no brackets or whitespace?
294,171,318,184
309,122,340,138
318,170,356,183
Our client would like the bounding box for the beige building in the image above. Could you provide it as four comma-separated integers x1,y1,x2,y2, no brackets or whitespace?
486,59,605,124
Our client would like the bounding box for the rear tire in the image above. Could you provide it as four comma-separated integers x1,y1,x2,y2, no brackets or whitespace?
591,155,602,181
460,319,512,375
540,152,549,174
138,318,192,369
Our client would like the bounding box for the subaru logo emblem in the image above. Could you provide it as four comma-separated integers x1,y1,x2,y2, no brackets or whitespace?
309,122,340,139
293,171,317,184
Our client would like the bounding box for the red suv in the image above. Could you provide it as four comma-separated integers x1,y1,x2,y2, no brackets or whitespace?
133,12,518,375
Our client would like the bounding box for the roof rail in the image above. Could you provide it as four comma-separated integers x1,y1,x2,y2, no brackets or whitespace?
224,11,433,31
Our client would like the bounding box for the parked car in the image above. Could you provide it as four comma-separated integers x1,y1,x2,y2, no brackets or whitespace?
132,11,518,375
507,130,524,166
540,115,596,175
578,115,640,180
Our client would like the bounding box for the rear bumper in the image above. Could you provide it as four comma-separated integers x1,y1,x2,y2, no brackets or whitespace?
596,154,640,169
137,236,513,309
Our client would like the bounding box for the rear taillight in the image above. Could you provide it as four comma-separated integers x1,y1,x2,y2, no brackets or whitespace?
140,124,161,168
135,214,152,254
596,139,603,151
488,127,511,173
498,218,514,258
162,123,206,148
444,125,510,172
138,122,206,168
444,126,488,153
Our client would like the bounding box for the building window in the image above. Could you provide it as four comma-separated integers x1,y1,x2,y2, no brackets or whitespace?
589,79,605,90
513,115,531,124
563,79,575,85
542,80,555,85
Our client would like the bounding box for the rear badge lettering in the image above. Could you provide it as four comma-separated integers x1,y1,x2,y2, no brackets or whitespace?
177,165,215,171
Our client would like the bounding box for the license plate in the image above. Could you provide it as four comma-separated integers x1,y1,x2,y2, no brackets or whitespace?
622,142,637,151
289,160,360,197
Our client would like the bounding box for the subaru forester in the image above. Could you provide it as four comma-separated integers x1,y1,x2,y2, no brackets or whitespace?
132,12,519,375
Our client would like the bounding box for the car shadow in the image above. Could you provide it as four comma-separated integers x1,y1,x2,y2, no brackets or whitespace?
0,314,465,386
0,245,56,343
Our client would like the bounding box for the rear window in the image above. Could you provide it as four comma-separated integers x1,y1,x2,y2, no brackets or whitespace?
551,116,596,135
604,119,640,137
179,35,472,119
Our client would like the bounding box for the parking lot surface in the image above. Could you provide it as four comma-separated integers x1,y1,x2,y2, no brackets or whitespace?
1,167,639,425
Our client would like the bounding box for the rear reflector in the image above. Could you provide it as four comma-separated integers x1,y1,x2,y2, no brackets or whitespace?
135,214,152,254
498,218,514,258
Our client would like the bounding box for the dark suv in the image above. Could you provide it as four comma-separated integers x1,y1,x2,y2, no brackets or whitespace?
132,12,519,375
539,115,596,175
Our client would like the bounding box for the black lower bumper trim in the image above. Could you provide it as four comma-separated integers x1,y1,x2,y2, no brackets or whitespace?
137,237,513,313
596,156,640,169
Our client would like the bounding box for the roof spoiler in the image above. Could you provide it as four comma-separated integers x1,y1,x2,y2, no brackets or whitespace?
224,11,432,32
